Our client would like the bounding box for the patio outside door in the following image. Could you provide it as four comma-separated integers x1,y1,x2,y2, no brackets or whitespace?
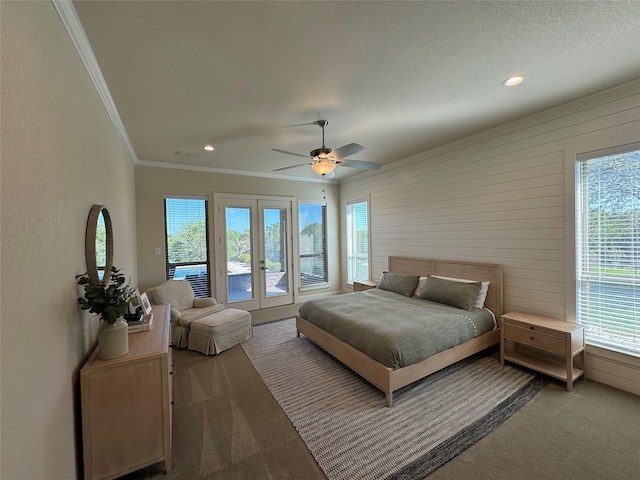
215,195,294,311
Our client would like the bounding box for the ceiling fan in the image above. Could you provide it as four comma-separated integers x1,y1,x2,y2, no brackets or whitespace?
272,120,381,176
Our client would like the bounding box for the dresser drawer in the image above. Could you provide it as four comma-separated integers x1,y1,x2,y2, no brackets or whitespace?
168,346,174,403
503,322,566,354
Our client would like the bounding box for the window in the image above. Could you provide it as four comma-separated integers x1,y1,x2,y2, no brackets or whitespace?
164,197,211,297
346,199,369,283
576,144,640,356
299,202,328,287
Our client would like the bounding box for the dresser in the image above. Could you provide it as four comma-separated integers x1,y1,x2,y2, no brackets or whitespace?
81,304,173,480
501,311,585,391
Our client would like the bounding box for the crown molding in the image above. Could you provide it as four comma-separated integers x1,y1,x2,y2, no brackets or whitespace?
52,0,338,184
135,159,338,184
52,0,138,164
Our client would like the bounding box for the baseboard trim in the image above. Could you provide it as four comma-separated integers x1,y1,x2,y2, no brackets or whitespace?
296,289,342,302
585,345,640,396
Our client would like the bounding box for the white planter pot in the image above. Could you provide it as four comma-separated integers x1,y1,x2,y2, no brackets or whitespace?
98,317,129,360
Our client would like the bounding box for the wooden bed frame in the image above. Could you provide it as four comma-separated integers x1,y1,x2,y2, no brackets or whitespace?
296,256,504,407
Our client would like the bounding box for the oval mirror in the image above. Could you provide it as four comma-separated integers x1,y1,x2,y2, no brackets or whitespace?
85,205,113,284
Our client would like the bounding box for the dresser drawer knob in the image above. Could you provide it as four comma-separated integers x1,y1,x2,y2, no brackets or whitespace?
530,336,534,340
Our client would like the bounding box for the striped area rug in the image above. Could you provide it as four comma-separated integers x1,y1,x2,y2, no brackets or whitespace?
242,318,546,480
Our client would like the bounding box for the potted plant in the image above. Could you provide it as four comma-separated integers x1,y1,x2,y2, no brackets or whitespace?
77,266,134,360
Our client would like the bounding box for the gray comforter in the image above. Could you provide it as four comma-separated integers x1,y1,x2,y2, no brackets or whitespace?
298,288,495,369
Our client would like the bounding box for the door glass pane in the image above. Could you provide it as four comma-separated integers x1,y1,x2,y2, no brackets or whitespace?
264,207,289,297
226,207,253,302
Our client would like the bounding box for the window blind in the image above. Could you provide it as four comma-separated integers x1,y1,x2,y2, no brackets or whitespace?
299,203,327,286
576,145,640,356
347,200,369,283
164,197,211,297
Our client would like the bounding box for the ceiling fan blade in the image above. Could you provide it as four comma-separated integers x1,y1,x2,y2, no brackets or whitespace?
271,148,309,159
339,159,382,170
273,162,309,172
332,143,364,159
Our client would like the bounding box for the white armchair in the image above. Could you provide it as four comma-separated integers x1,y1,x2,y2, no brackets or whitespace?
146,280,225,348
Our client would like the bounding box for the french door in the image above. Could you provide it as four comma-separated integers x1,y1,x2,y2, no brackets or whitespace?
214,194,294,310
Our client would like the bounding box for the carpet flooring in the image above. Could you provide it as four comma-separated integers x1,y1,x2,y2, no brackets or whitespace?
242,318,546,480
120,313,640,480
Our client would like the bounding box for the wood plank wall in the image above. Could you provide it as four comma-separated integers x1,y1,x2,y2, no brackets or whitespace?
339,79,640,394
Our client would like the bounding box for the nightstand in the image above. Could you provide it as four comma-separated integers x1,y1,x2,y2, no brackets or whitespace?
353,280,378,292
501,311,585,391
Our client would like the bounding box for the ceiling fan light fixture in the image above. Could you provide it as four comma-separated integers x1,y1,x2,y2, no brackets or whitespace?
311,160,336,176
272,119,378,175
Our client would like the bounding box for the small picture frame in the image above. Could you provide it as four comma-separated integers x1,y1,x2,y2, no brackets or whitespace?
139,292,153,316
129,289,142,315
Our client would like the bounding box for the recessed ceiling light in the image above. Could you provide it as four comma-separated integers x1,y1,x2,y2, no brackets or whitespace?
203,144,215,151
503,75,525,87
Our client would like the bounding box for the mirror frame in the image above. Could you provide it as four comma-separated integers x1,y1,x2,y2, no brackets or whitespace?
85,204,114,284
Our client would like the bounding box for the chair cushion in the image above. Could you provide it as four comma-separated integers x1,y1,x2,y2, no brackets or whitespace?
178,303,226,328
191,308,251,331
193,297,217,308
170,307,182,322
188,309,253,355
153,280,194,311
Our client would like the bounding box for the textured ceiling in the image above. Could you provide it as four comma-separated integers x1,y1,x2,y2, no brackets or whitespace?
72,1,640,181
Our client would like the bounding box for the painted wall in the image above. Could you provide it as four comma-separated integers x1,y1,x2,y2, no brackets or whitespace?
134,165,340,300
1,2,138,478
340,79,640,395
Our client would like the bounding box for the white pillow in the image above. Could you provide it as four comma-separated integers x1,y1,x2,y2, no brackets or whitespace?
430,275,490,309
154,280,194,311
413,276,428,297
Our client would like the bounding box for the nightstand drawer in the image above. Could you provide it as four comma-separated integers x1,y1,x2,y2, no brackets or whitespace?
503,323,566,354
353,280,378,292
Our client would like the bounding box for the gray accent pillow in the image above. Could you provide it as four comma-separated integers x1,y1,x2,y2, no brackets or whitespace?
376,271,420,297
419,275,481,310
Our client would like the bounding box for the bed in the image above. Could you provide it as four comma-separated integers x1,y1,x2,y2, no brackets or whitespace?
296,256,503,407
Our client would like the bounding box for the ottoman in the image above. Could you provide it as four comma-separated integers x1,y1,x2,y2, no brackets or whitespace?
188,309,252,355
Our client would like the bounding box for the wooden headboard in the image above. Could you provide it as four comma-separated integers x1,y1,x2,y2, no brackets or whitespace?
388,256,504,319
